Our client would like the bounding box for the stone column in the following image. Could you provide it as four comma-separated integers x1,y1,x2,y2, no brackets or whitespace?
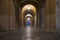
37,10,39,28
35,16,36,27
37,7,41,29
8,0,16,31
19,7,22,27
36,11,38,28
0,0,9,31
44,0,56,32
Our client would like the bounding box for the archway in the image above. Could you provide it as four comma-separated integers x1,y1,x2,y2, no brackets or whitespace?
25,14,33,27
21,4,37,27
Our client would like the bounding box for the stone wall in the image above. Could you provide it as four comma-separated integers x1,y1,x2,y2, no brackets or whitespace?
0,0,16,31
8,0,16,31
56,0,60,33
0,0,9,31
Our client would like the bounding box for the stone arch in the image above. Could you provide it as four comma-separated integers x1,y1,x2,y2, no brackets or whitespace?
18,0,41,27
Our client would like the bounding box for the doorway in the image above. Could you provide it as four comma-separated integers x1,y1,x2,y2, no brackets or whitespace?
21,4,37,27
27,18,31,26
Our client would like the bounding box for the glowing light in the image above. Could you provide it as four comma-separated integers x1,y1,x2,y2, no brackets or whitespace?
22,4,36,14
27,27,30,33
27,18,30,21
28,7,30,10
26,27,31,37
25,14,32,18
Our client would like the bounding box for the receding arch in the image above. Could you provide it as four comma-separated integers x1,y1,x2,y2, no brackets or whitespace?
19,0,40,9
21,4,37,27
18,0,41,28
25,14,33,18
22,4,36,16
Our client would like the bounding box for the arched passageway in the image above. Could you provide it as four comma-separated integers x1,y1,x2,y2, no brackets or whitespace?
25,14,33,27
17,0,41,29
0,0,58,40
15,0,56,33
21,4,37,27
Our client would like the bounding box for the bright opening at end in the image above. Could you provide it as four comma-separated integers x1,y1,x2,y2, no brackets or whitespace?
27,18,31,27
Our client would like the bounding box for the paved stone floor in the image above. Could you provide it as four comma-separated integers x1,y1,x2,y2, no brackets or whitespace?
0,27,60,40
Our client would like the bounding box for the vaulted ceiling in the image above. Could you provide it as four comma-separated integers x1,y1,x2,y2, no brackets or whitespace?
13,0,45,13
16,0,45,6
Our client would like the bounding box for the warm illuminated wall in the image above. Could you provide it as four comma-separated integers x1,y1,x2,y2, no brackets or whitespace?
0,0,16,31
8,0,16,30
22,4,36,16
0,0,9,30
21,4,37,27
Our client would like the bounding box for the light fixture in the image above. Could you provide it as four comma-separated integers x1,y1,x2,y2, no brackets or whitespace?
28,7,30,10
25,14,32,18
27,18,30,21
